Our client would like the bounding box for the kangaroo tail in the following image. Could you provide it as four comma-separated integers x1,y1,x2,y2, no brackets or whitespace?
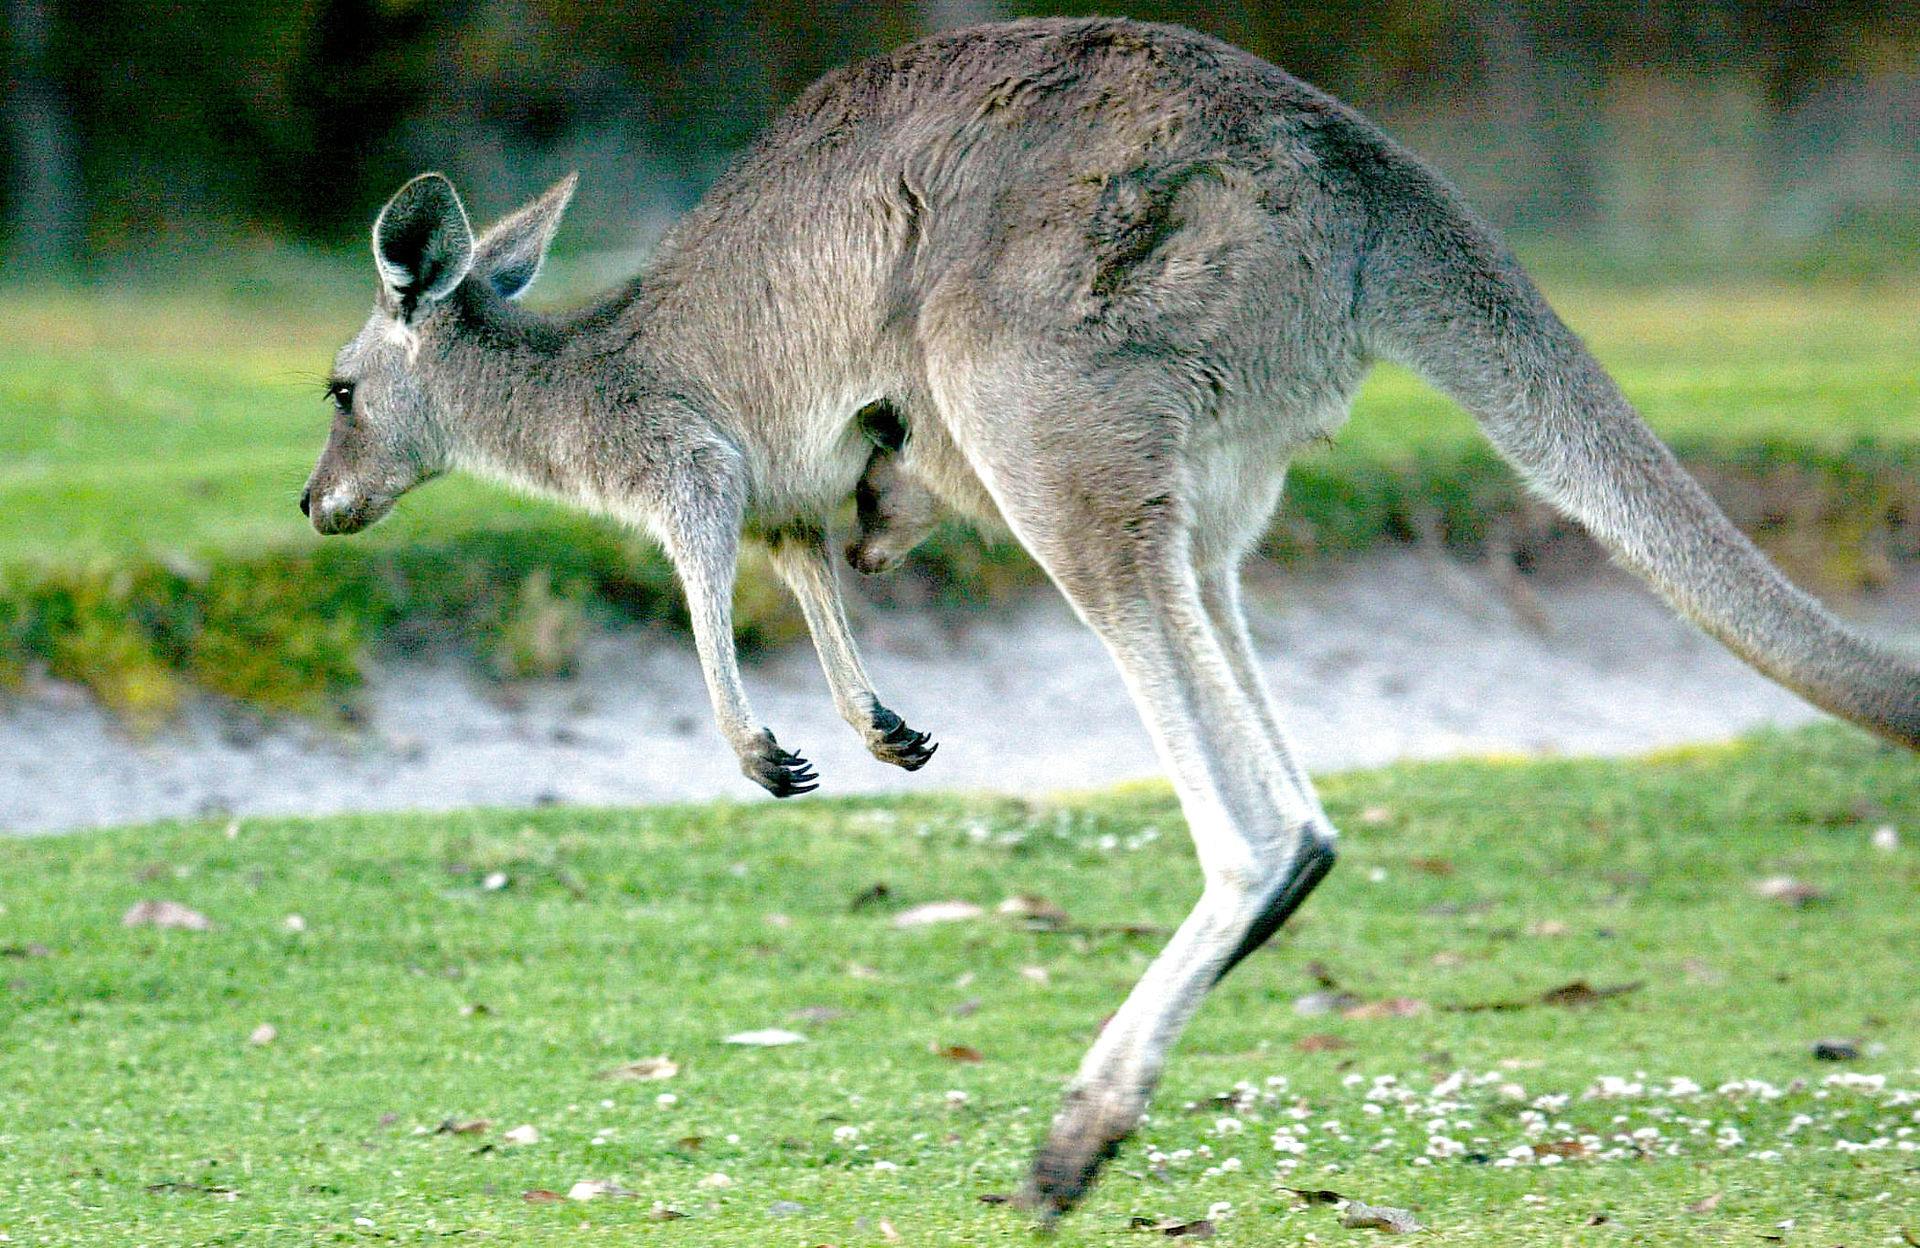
1350,152,1920,750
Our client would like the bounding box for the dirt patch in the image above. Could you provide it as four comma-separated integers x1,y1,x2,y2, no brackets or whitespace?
3,552,1912,835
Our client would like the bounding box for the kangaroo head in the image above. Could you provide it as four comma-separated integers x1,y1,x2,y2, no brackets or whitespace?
301,171,576,534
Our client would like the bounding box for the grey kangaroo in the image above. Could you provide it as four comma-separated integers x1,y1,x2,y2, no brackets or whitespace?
301,17,1920,1218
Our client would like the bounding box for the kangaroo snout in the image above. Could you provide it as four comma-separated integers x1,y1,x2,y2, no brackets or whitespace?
300,476,393,536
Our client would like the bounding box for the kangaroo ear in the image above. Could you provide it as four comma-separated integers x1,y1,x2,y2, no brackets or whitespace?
372,173,475,315
473,173,577,300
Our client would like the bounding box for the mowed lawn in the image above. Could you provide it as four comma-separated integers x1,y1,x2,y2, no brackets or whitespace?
2,726,1917,1245
3,271,1919,564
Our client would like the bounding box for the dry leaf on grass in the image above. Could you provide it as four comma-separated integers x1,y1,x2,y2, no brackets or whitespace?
1812,1038,1861,1061
1292,990,1362,1017
597,1056,678,1081
1534,1139,1590,1159
1341,996,1428,1021
788,1005,845,1024
522,1189,564,1203
891,900,984,928
933,1042,984,1063
122,900,213,931
435,1118,490,1136
1283,1187,1347,1206
1445,979,1642,1012
1129,1215,1216,1237
1752,875,1826,906
1296,1033,1351,1053
566,1178,638,1201
648,1203,688,1221
977,1193,1013,1204
879,1217,902,1241
1539,979,1641,1008
1341,1201,1423,1233
724,1028,806,1046
849,882,892,911
1686,1192,1722,1214
145,1181,240,1200
997,895,1071,927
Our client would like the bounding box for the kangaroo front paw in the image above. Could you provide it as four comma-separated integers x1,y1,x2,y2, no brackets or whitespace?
741,731,819,797
1017,1088,1135,1222
844,536,904,576
868,705,937,771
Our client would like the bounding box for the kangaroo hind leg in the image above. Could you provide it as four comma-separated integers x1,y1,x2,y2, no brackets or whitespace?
942,383,1339,1217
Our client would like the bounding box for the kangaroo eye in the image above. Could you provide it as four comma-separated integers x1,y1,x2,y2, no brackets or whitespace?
328,382,355,414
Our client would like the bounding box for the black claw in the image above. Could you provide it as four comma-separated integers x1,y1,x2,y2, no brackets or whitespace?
742,731,820,798
869,705,939,772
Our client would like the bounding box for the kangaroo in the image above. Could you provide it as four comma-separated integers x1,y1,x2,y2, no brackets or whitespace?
300,16,1920,1219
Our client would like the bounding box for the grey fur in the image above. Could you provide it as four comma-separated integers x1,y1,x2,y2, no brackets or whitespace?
300,16,1919,1220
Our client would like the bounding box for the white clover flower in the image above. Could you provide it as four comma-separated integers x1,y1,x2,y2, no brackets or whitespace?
1823,1073,1887,1093
945,1089,969,1106
1215,1117,1244,1136
833,1125,861,1143
872,1160,900,1171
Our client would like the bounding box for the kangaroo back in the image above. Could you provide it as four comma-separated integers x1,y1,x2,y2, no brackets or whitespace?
1348,149,1920,749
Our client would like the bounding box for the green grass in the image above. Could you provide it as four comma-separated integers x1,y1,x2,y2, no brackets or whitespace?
3,269,1918,718
5,276,1917,565
3,725,1918,1244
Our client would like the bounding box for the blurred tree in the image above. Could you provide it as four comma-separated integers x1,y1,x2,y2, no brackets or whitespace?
4,0,80,270
0,0,1913,264
920,0,1005,30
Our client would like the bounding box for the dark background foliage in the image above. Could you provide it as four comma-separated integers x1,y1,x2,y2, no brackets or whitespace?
4,0,1917,271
